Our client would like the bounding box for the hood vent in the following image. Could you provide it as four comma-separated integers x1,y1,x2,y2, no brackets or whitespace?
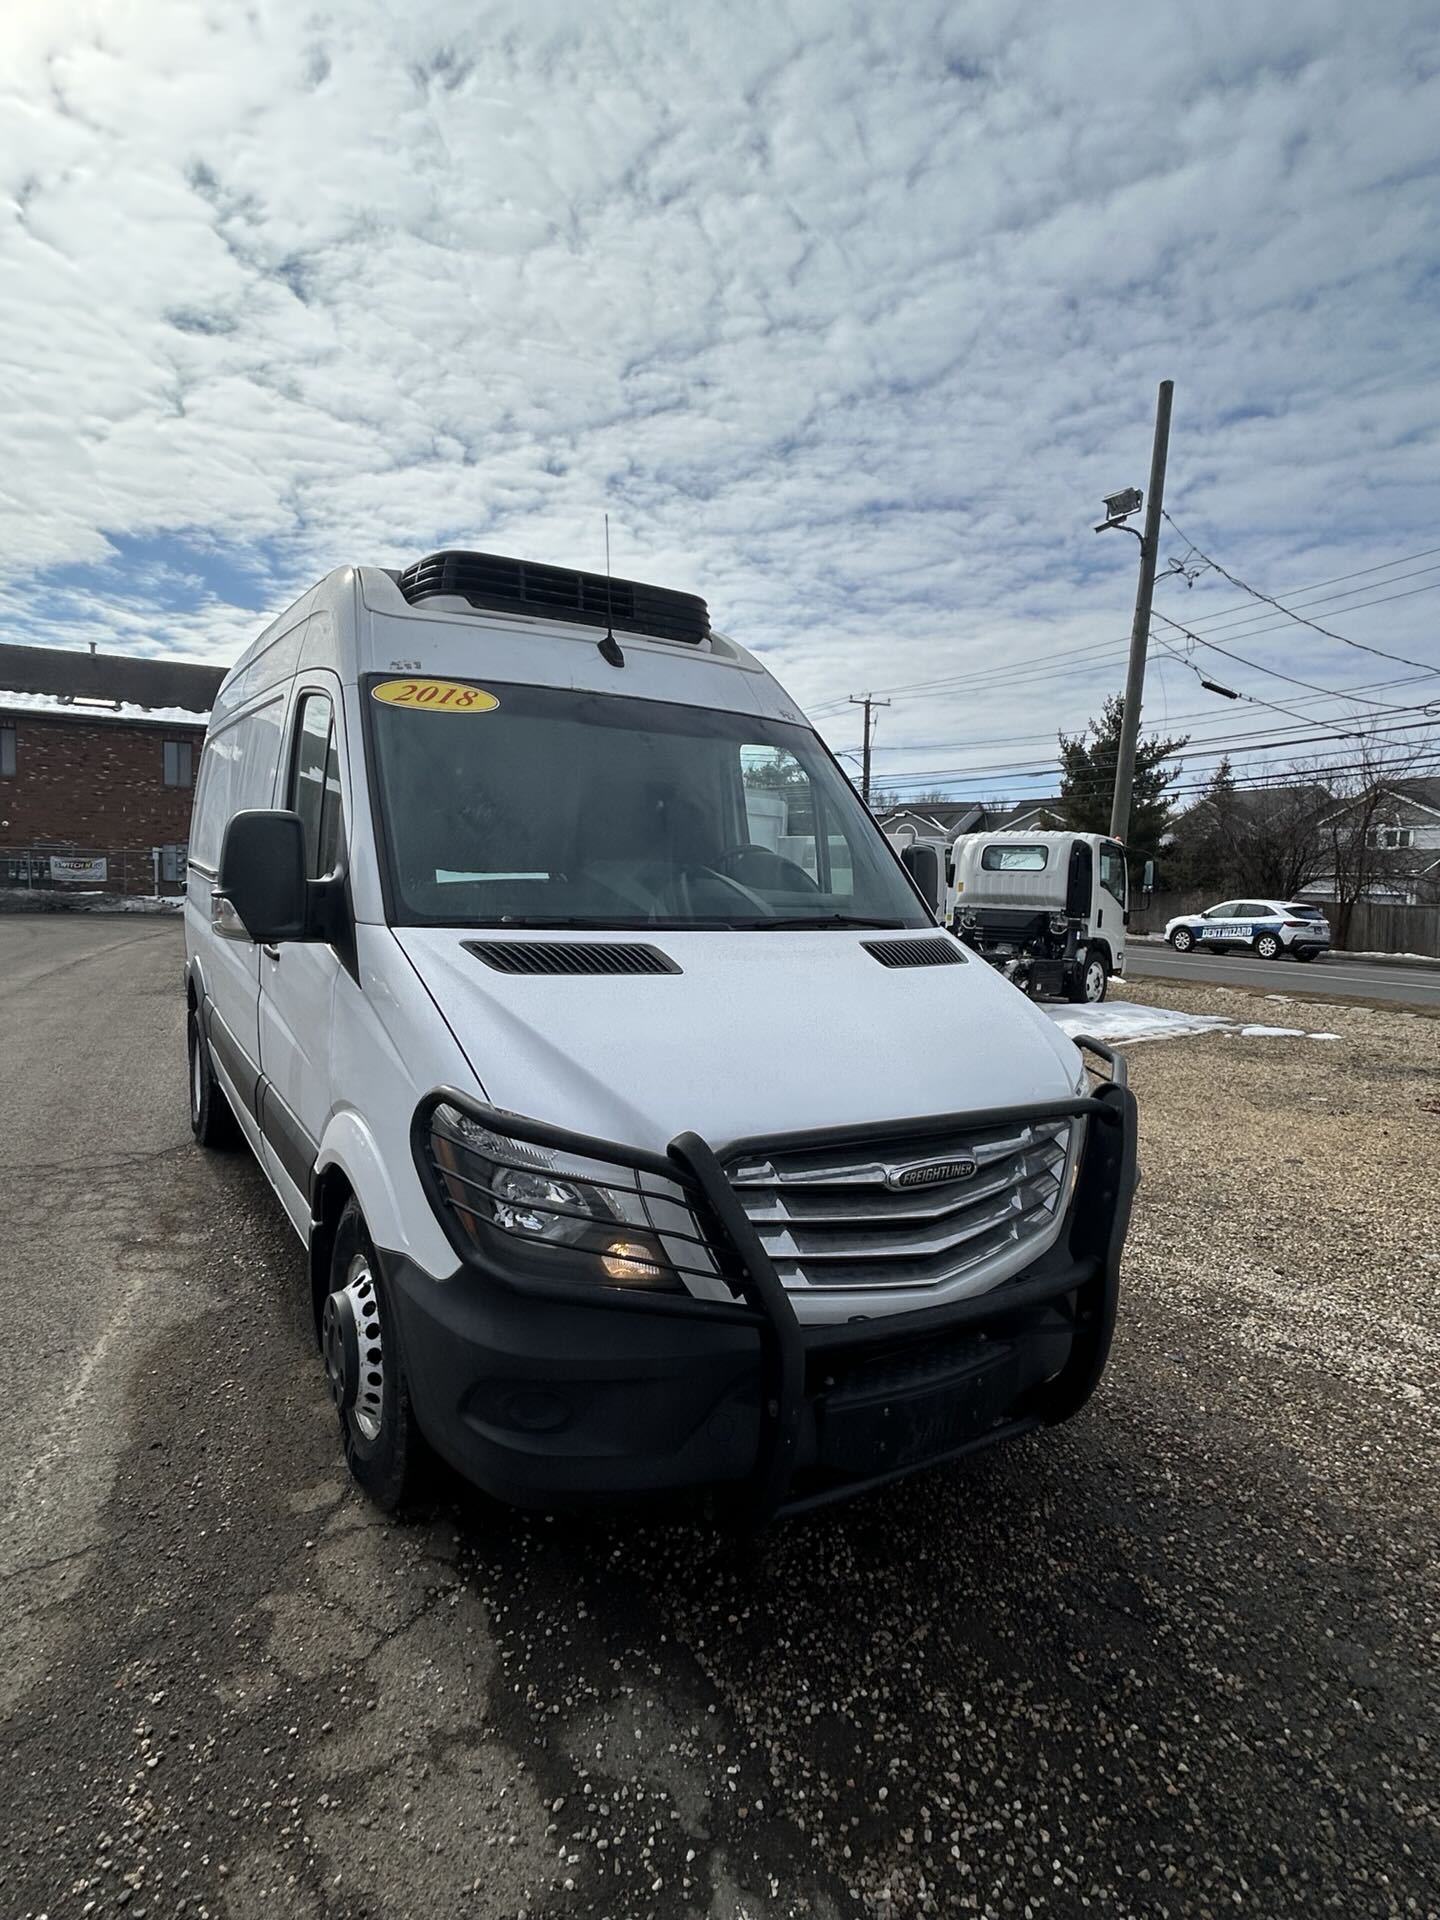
464,940,681,977
397,550,710,646
862,936,965,969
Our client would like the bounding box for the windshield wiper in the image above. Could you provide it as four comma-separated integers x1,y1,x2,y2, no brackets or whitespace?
745,915,912,930
483,914,747,930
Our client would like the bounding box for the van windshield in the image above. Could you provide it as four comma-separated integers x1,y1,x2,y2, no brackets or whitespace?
367,679,929,930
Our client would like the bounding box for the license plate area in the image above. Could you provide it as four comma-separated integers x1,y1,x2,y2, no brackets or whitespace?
817,1336,1022,1475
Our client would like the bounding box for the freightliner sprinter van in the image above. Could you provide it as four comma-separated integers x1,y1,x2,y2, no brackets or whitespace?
185,550,1137,1520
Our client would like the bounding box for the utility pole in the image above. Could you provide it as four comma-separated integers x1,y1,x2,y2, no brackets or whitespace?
1104,377,1174,843
848,693,891,805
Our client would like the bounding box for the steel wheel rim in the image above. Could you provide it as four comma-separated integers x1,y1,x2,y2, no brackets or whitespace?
1085,960,1106,1001
337,1254,384,1442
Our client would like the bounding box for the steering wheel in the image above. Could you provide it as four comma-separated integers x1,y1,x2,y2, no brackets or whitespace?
712,843,823,894
646,861,773,917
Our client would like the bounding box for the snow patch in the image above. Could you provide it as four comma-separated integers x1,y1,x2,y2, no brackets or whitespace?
1047,1003,1232,1044
1047,1001,1347,1047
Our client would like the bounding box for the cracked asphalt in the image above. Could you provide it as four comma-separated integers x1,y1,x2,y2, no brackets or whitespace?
2,915,1437,1920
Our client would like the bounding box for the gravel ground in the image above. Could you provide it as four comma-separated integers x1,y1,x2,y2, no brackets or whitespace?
4,923,1438,1920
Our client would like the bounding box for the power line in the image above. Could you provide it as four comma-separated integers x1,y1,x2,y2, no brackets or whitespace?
833,671,1438,758
1158,562,1440,641
802,545,1440,715
1162,542,1440,621
864,712,1439,790
1150,608,1422,710
873,754,1440,809
1161,510,1440,677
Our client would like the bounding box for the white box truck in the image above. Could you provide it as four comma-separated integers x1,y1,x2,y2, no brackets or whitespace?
952,830,1129,1004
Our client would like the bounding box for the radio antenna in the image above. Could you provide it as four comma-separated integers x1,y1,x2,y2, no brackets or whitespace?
597,511,625,668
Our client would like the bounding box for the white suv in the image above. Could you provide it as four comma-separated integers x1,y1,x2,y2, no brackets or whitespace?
1166,899,1332,961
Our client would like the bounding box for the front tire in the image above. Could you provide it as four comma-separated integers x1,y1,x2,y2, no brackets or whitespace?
1255,933,1283,960
323,1199,425,1511
1169,927,1195,953
188,1008,241,1149
1066,953,1109,1003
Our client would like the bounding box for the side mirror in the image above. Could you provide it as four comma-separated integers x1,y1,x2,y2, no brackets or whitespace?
900,843,941,910
216,810,309,944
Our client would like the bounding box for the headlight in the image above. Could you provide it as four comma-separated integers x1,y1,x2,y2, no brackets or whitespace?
424,1102,725,1294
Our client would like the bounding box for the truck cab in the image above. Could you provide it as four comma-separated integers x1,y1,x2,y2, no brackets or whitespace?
952,831,1128,1004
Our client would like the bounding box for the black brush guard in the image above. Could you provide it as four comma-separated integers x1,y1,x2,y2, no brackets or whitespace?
411,1038,1137,1524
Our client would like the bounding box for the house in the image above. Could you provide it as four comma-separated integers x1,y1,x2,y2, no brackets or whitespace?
1308,777,1440,907
875,797,1063,850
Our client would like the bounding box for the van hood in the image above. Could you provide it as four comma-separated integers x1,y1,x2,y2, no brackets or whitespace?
394,928,1084,1157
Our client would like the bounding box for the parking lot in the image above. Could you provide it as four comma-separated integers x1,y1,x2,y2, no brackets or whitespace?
2,914,1437,1920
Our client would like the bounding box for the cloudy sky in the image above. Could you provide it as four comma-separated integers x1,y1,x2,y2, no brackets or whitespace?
3,0,1438,804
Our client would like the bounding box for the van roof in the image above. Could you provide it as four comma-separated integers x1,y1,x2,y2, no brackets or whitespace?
389,550,709,646
211,552,779,727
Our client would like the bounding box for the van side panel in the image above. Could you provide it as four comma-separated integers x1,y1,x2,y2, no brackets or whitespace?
186,692,288,1141
314,921,476,1280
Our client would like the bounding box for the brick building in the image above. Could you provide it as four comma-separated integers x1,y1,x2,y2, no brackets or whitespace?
0,644,224,897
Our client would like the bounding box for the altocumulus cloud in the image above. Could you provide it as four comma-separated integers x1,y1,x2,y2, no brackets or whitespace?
1,0,1438,793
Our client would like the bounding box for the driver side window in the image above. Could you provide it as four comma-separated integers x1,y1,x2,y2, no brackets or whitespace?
740,749,854,899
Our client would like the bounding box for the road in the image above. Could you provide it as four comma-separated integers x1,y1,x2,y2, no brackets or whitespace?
2,913,1437,1920
1127,938,1440,1006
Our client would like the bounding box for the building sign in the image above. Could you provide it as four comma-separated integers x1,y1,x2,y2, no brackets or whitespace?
49,855,109,885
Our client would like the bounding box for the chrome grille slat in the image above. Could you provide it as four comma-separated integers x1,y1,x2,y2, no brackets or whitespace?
725,1116,1078,1297
739,1147,1067,1230
728,1121,1063,1190
753,1175,1060,1264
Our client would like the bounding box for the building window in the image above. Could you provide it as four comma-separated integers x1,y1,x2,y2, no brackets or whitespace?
0,724,14,777
163,739,194,788
1366,825,1413,850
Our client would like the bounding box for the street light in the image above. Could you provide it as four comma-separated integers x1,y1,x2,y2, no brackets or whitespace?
1100,486,1143,525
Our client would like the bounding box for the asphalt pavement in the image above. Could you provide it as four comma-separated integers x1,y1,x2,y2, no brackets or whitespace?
1127,938,1440,1007
2,914,1437,1920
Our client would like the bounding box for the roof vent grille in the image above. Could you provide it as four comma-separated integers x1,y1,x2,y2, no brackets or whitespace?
861,936,965,969
464,940,681,977
397,550,710,646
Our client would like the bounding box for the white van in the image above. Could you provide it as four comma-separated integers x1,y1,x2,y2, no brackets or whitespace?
185,551,1137,1520
952,831,1129,1004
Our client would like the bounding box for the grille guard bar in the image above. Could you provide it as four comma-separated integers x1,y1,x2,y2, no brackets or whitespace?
413,1037,1137,1524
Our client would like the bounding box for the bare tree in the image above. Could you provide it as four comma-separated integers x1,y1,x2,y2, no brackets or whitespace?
1169,757,1329,898
1221,770,1332,901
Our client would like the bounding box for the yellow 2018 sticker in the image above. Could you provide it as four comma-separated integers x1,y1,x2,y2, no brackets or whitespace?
371,678,499,712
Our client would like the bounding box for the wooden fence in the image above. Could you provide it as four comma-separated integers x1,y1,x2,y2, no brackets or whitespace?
1132,891,1440,958
1340,900,1440,958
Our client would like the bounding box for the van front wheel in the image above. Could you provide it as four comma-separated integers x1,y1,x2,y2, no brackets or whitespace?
323,1199,425,1511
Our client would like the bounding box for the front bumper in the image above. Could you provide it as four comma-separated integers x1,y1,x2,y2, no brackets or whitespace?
384,1043,1138,1523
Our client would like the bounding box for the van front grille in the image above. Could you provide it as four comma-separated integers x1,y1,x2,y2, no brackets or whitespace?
464,940,680,977
725,1116,1076,1293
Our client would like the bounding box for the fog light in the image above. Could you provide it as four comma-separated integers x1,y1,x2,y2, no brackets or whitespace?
601,1239,668,1284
